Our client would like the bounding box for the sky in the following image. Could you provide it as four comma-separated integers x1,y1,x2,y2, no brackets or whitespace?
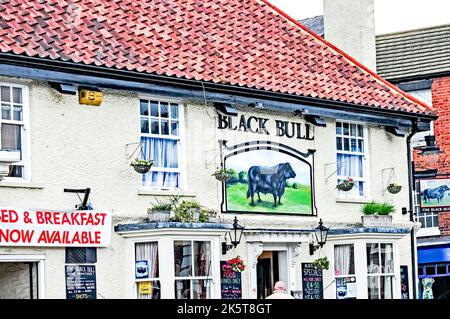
269,0,450,34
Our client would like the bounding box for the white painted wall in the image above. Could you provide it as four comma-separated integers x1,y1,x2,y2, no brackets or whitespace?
0,76,414,298
324,0,377,72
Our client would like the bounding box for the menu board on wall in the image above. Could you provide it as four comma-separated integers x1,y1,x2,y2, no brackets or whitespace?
302,263,323,299
400,266,410,299
65,265,97,299
220,261,242,299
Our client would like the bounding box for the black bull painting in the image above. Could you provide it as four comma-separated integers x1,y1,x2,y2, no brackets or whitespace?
422,185,450,204
246,162,296,207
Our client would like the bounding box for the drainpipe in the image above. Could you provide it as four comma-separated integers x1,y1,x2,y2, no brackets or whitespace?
406,121,419,299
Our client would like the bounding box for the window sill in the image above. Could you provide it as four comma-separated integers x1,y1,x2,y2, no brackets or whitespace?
0,181,44,189
335,197,372,204
416,227,440,238
138,189,196,197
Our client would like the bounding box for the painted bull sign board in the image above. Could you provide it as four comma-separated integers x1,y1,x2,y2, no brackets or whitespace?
222,141,315,216
419,179,450,213
0,208,111,247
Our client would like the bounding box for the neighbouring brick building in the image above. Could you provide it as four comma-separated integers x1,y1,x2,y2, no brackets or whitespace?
377,24,450,299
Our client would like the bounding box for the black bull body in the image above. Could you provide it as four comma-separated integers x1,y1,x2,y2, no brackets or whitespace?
422,185,450,203
246,163,296,207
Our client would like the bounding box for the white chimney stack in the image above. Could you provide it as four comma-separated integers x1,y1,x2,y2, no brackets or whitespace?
323,0,376,72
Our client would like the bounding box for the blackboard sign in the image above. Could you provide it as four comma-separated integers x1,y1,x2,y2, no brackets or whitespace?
302,263,323,299
400,265,409,299
220,261,242,299
65,265,97,299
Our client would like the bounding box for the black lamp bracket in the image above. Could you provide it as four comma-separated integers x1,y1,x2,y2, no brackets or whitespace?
64,188,91,210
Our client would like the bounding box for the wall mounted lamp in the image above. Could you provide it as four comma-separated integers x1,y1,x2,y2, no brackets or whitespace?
222,216,245,255
309,219,330,255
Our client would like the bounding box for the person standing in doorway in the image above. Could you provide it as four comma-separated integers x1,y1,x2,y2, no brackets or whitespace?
266,281,294,299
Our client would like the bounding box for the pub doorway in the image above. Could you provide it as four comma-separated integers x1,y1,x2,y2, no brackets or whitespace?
256,250,288,299
0,262,39,299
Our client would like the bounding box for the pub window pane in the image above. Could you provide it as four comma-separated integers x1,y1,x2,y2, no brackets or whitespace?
150,101,159,117
8,165,23,178
192,279,211,299
140,118,149,134
161,119,169,135
334,244,355,276
65,248,97,264
194,241,211,277
12,87,22,104
171,104,179,119
140,100,148,116
367,243,380,273
175,279,191,299
171,121,179,136
1,86,10,102
135,242,159,278
13,106,23,121
358,125,364,137
336,137,342,150
336,122,342,135
368,276,379,299
343,138,350,151
358,140,364,152
351,138,357,152
151,119,160,134
350,124,357,136
343,123,349,135
160,102,169,118
2,103,11,120
1,124,21,150
174,241,192,277
380,276,393,299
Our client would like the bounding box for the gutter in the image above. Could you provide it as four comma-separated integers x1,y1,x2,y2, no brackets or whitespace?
0,53,437,123
406,122,419,299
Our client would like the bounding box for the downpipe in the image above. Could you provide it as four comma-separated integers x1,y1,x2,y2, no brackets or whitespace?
406,121,419,299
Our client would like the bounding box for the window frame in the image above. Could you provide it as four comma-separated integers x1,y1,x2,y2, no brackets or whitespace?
173,239,214,300
365,242,396,300
138,95,186,191
0,82,30,182
335,120,370,199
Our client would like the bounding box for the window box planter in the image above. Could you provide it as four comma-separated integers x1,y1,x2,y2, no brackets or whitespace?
148,210,171,222
361,215,393,227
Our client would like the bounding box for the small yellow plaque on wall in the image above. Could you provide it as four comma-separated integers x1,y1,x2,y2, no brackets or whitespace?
79,89,103,106
138,281,152,295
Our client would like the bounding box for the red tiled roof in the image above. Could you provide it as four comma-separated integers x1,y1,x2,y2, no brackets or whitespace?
0,0,434,115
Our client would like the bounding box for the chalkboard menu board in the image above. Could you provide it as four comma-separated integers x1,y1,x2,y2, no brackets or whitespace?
302,263,323,299
220,261,242,299
400,265,409,299
65,265,97,299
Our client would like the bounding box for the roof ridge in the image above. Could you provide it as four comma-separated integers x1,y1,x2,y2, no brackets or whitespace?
260,0,434,113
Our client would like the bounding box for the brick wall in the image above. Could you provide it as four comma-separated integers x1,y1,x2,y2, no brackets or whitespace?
414,77,450,173
439,212,450,236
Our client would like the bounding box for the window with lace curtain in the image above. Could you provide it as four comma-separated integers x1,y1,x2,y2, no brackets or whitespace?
0,83,27,179
135,242,160,299
334,244,356,299
139,98,182,189
336,121,367,198
366,243,394,299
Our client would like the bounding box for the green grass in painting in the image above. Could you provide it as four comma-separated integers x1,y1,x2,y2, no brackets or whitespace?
421,193,450,207
226,182,312,214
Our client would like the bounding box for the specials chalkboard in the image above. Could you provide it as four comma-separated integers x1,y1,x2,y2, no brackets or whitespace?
65,265,97,299
220,261,242,299
302,263,323,299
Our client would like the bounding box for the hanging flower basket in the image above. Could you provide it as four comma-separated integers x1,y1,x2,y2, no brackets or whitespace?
337,177,354,192
313,256,330,270
387,183,402,194
130,159,154,174
222,256,246,274
212,168,235,182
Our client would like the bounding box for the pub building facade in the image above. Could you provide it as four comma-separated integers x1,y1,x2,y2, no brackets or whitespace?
0,0,436,299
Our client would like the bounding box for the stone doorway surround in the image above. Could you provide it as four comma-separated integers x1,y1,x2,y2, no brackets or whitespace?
245,229,312,299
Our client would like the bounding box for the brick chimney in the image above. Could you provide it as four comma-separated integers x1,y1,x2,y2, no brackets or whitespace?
323,0,377,72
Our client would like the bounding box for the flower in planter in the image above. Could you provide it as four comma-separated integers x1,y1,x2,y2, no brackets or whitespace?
337,177,354,192
387,182,402,194
313,257,330,270
212,167,236,182
223,256,246,273
130,158,154,174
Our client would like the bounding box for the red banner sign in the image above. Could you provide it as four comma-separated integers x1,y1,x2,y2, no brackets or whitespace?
0,208,111,247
